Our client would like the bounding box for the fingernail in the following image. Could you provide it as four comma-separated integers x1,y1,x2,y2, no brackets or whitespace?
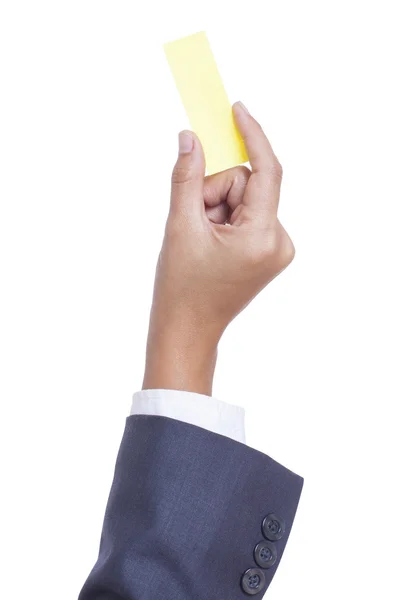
236,101,249,114
178,131,194,154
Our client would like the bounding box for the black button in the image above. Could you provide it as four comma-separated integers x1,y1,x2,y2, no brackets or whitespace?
254,540,277,569
241,568,266,595
262,513,286,541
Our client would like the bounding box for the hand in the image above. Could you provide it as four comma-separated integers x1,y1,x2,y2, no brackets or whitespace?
142,102,295,394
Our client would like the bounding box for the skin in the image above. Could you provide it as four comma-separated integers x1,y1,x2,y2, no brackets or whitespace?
142,101,295,396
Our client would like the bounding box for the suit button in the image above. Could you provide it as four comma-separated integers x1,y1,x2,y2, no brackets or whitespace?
254,540,277,569
241,568,266,595
262,513,285,541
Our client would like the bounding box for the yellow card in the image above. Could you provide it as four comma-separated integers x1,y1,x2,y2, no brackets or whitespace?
163,31,248,175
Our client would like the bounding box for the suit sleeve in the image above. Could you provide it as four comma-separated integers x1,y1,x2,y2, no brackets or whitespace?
79,415,304,600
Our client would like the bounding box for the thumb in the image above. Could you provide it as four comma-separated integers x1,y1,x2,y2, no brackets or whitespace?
169,130,206,221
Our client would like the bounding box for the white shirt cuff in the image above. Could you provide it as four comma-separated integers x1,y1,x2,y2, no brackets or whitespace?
130,389,246,444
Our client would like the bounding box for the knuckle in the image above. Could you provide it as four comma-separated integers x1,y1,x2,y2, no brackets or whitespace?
286,238,296,263
277,232,295,268
269,159,283,181
258,227,295,268
235,165,252,185
247,228,280,265
253,117,263,132
237,165,251,176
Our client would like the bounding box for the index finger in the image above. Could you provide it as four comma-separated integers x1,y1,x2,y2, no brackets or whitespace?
232,102,283,214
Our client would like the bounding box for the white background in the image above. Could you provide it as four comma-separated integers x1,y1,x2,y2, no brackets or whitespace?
1,1,399,598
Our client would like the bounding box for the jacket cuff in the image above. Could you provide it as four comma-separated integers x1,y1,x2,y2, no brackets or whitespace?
131,388,246,443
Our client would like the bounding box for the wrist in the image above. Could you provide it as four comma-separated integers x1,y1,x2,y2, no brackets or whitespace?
142,321,220,396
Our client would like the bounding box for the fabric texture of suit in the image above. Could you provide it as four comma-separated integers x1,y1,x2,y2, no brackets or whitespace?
79,415,303,599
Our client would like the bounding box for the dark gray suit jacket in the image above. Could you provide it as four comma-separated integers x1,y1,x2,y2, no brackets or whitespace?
79,415,303,599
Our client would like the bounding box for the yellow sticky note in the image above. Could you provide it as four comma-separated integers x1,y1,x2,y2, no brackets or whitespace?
164,31,248,175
